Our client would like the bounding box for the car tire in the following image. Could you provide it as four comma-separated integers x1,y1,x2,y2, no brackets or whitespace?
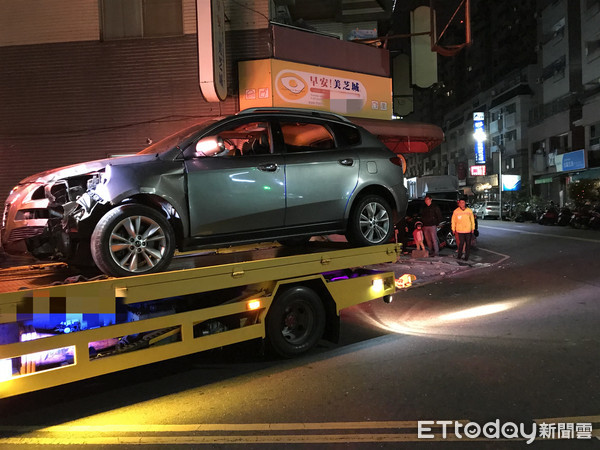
266,286,326,358
346,195,394,246
91,204,175,277
443,230,456,248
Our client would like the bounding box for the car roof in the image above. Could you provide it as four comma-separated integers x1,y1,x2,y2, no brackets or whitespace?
237,107,354,124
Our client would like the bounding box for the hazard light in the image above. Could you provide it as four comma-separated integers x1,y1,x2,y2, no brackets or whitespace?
372,278,385,293
247,300,261,311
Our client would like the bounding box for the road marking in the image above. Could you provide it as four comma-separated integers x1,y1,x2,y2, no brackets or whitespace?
476,246,510,264
0,421,426,433
0,419,597,445
0,434,527,445
479,225,600,243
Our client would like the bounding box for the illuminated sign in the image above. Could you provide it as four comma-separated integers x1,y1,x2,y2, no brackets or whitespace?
502,174,521,191
556,149,586,172
197,0,227,102
470,165,487,176
473,112,486,164
238,59,392,119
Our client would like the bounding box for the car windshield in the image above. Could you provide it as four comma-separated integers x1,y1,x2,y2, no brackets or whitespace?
137,119,218,155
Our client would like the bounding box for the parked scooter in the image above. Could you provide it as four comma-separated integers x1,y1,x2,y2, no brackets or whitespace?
538,203,559,225
569,205,593,229
556,206,572,226
514,204,538,223
588,206,600,230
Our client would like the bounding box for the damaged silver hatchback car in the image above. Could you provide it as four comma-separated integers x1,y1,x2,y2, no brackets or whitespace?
2,108,407,277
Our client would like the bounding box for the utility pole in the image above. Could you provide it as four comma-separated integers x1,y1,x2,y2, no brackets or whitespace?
498,145,503,221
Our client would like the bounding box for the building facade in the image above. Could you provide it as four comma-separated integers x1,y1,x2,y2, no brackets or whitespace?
0,0,395,199
408,0,600,206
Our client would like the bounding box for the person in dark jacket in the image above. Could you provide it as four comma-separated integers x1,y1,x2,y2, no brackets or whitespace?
420,195,443,256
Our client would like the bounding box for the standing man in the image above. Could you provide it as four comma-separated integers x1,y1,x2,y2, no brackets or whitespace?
420,195,442,256
451,197,475,261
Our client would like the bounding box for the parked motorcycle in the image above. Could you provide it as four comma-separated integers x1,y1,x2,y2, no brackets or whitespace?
556,206,572,226
569,205,593,229
514,204,538,223
538,204,559,225
588,206,600,230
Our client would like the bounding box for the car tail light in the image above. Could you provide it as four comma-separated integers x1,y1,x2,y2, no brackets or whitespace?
389,157,404,167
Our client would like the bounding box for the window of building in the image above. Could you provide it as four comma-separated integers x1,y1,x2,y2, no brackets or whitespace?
541,55,566,82
585,39,600,62
590,123,600,148
532,140,545,153
506,130,517,141
585,0,600,14
542,17,565,43
549,134,568,153
101,0,183,40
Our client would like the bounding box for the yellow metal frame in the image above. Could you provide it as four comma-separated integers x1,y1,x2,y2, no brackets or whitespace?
0,244,399,398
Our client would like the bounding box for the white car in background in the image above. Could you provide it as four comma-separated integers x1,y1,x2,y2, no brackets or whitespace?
475,201,500,219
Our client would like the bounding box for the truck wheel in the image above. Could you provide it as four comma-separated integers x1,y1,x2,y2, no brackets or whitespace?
266,286,326,358
91,204,175,277
346,195,393,246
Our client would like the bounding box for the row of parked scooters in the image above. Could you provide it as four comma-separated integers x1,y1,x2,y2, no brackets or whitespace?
510,203,600,229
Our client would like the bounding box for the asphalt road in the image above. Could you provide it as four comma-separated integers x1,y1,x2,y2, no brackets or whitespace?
1,220,599,449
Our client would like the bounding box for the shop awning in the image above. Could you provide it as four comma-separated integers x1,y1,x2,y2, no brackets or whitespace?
570,167,600,181
350,117,444,154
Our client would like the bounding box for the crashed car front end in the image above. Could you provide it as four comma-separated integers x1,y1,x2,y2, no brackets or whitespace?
2,151,189,266
2,169,106,261
2,181,52,254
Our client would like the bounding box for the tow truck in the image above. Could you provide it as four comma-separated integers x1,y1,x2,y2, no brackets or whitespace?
0,242,403,398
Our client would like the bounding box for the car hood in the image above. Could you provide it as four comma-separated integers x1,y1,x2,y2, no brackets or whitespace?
19,154,160,185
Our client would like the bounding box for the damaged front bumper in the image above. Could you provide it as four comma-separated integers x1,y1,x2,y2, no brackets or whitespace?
2,175,104,261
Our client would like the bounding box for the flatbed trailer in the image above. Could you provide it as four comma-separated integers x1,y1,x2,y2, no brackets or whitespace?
0,242,400,398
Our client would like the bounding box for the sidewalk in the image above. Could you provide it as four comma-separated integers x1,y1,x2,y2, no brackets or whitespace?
318,234,494,287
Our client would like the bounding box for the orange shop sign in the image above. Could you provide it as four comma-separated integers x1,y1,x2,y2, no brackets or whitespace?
238,59,392,120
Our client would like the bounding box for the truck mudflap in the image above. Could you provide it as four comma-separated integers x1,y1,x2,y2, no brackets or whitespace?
0,243,401,398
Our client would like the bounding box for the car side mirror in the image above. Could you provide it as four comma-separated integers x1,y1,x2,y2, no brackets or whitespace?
192,136,225,157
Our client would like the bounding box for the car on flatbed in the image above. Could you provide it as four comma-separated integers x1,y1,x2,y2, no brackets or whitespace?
2,108,408,277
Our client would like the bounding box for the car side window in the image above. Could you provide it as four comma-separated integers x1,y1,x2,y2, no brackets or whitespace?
330,123,361,146
194,120,273,157
279,120,336,153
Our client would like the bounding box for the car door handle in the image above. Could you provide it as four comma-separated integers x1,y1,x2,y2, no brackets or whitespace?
338,158,354,166
258,163,278,172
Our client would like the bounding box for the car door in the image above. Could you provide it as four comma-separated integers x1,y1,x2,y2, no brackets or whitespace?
184,119,285,237
278,119,359,227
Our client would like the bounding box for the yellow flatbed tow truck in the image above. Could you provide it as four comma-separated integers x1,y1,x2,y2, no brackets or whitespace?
0,242,400,398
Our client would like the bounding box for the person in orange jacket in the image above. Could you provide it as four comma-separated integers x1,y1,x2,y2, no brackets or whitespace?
451,197,475,261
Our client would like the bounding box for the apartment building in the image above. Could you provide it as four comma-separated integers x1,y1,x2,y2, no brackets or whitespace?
410,0,600,205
